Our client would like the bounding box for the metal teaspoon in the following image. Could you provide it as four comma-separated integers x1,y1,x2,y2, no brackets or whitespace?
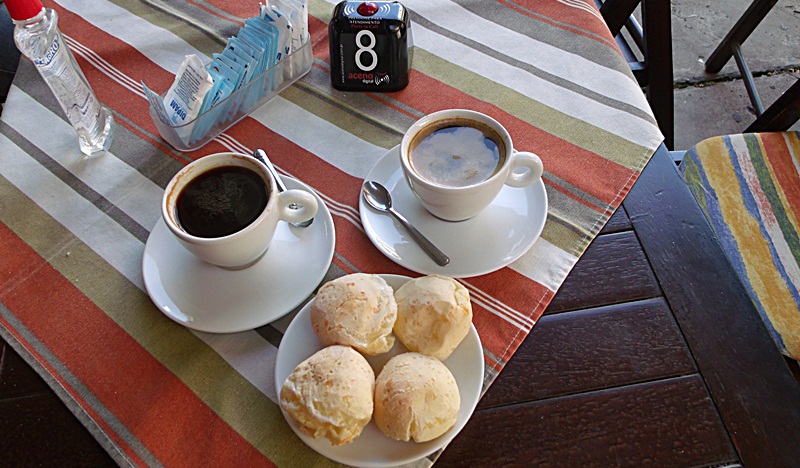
362,181,450,266
253,149,313,228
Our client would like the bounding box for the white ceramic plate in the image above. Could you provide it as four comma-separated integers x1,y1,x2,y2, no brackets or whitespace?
275,274,484,468
359,146,548,277
142,178,335,333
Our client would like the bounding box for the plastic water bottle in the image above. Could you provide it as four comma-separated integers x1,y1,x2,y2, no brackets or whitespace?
7,0,113,156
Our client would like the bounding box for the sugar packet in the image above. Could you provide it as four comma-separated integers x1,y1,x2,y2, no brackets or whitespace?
143,54,213,144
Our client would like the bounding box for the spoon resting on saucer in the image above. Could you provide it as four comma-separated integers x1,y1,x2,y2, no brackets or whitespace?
253,149,313,228
362,181,450,266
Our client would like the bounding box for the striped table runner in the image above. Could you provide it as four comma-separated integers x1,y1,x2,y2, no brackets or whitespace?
0,0,663,465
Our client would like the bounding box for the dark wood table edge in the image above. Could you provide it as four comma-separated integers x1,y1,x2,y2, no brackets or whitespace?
623,143,800,465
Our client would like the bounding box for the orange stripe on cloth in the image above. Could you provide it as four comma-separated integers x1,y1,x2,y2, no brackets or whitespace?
221,121,368,200
0,223,275,467
760,133,800,225
309,13,331,47
184,0,253,20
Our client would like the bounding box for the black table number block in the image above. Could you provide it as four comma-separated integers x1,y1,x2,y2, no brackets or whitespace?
329,1,411,92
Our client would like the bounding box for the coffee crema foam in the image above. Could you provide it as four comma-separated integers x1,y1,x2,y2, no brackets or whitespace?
409,119,506,188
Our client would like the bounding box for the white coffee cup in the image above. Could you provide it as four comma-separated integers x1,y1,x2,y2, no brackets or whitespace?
162,152,318,269
400,109,543,221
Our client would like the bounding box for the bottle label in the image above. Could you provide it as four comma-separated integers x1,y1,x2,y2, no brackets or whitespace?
36,35,101,131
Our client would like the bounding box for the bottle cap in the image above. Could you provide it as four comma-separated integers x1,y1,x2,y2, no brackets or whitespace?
5,0,45,21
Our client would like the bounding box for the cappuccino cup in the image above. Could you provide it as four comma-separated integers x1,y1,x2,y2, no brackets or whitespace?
400,109,543,221
162,152,318,269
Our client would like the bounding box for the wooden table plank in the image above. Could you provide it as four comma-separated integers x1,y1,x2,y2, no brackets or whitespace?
599,206,632,235
481,297,697,407
439,375,737,466
623,144,800,466
546,231,661,314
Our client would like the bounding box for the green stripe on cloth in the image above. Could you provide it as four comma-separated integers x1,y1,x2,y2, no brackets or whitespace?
280,83,407,150
0,175,336,467
746,134,800,268
309,0,337,24
680,153,712,226
540,211,596,257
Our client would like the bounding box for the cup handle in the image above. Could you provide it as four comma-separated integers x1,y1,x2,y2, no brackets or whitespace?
277,189,319,224
505,151,543,188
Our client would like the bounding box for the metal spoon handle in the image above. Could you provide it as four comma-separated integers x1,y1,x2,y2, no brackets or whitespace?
253,149,313,228
388,208,450,266
254,149,287,192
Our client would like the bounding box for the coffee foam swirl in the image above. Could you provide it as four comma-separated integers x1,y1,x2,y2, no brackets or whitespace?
409,121,505,188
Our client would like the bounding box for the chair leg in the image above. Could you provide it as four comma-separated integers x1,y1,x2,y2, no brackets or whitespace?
732,42,765,115
745,79,800,132
705,0,778,73
642,0,673,149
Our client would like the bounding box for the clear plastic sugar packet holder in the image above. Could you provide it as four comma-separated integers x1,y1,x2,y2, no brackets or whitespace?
148,40,313,152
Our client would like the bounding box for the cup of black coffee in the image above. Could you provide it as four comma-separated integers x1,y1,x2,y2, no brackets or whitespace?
162,152,318,269
400,109,543,221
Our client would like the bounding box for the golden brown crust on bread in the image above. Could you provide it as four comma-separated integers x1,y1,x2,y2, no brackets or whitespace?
394,275,472,360
310,273,397,356
374,352,460,442
280,345,375,445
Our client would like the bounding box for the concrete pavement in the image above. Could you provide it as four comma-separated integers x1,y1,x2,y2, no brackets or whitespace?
671,0,800,149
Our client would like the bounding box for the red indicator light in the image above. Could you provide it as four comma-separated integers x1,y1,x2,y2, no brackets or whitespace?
357,2,379,16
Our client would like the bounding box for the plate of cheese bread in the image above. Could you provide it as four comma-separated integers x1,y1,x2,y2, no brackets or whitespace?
275,273,484,467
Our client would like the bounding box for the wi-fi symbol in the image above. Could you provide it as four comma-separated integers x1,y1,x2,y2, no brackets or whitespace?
378,3,392,15
343,3,357,16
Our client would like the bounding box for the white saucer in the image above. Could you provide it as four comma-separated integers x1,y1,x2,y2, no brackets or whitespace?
142,178,335,333
359,146,548,277
275,274,484,468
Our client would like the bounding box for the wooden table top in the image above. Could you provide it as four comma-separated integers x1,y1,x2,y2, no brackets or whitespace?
3,144,800,465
